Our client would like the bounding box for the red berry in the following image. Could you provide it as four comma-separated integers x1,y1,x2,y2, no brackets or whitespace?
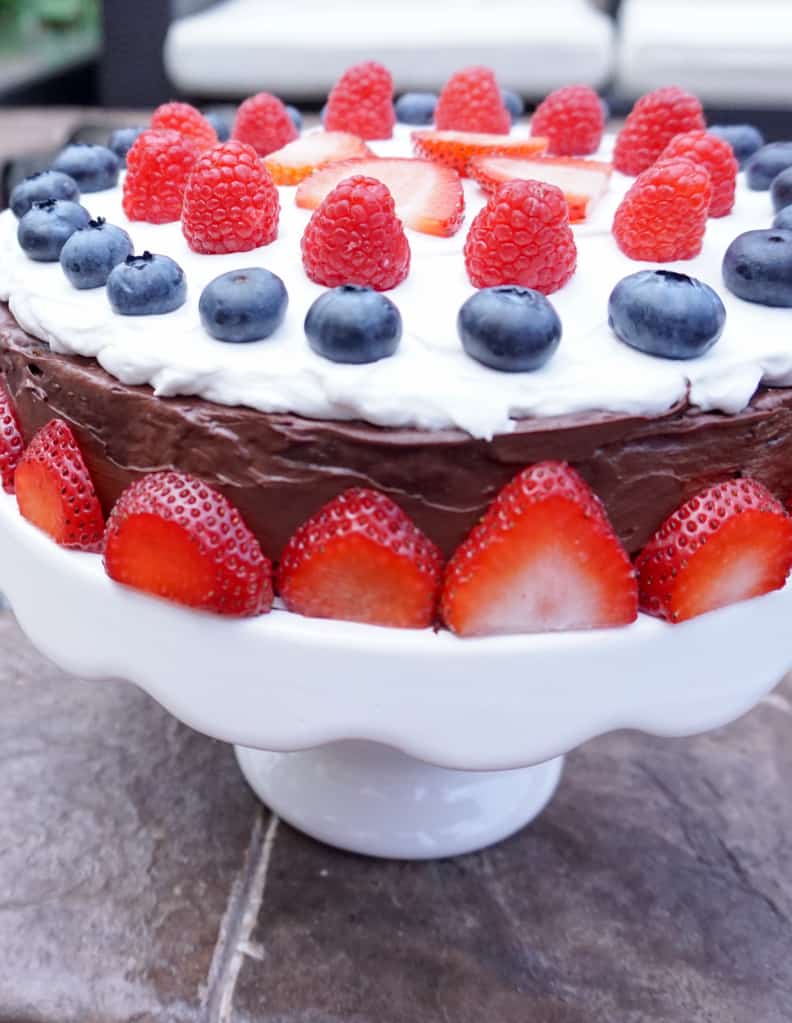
440,462,637,637
613,86,705,176
264,131,373,186
104,471,272,617
324,61,395,141
122,129,200,224
435,66,510,135
277,488,443,629
151,101,217,151
464,179,577,294
659,130,738,218
635,479,792,623
612,157,711,262
232,91,298,156
529,85,604,156
411,129,547,176
182,140,280,255
15,419,104,551
301,175,410,291
0,382,24,493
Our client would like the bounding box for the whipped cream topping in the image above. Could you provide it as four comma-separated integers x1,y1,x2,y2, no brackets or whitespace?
0,127,788,439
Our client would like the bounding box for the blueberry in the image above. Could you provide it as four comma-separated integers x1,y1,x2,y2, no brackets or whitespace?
745,141,792,191
60,218,133,290
305,285,401,364
770,165,792,212
458,286,561,372
773,205,792,230
17,198,91,262
108,127,143,166
599,96,611,123
202,107,235,142
199,268,288,343
501,89,524,123
107,252,187,316
708,123,765,168
51,143,120,193
394,92,438,126
722,229,792,307
320,103,328,125
285,105,303,132
10,170,80,219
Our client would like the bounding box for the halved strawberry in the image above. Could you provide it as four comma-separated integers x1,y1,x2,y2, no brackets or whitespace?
469,154,612,222
636,479,792,623
295,157,464,237
277,488,443,629
15,419,104,551
264,131,374,186
411,130,548,176
104,471,272,617
0,382,24,493
440,462,637,637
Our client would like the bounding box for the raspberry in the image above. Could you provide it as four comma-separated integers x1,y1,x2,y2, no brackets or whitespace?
324,61,395,140
232,92,298,156
612,157,712,262
613,86,705,176
463,179,577,294
122,129,199,224
658,130,738,218
529,85,604,156
150,101,217,151
181,140,280,254
435,66,510,135
301,175,410,291
0,382,23,493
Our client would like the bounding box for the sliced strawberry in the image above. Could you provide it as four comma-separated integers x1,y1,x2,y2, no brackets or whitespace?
636,479,792,623
104,471,272,617
15,419,104,551
264,131,374,186
0,382,24,493
296,157,464,237
469,154,612,222
411,130,548,176
440,462,637,637
277,489,443,629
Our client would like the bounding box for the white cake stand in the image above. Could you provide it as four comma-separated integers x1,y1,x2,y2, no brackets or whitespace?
0,489,790,860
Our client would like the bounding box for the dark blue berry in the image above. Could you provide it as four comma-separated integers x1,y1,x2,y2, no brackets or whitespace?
17,199,91,262
108,127,143,166
608,271,725,360
199,268,288,343
394,92,437,126
745,142,792,191
770,166,792,212
286,105,303,132
501,89,524,123
708,124,764,168
51,143,120,193
320,103,328,125
772,205,792,231
60,218,133,290
202,107,235,142
10,170,80,219
458,286,561,372
107,252,186,316
722,229,792,307
305,286,401,364
599,96,611,122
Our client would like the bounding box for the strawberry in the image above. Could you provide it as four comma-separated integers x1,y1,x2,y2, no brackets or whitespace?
232,91,298,156
636,479,792,623
104,471,272,617
277,488,443,629
295,157,464,237
434,66,511,135
529,85,604,156
469,154,612,222
440,462,637,637
324,61,395,140
150,101,217,151
0,382,24,493
613,86,706,176
264,131,373,185
15,419,104,551
411,129,548,176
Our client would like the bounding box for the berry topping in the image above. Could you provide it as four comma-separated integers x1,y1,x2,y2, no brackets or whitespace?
435,66,510,135
458,286,561,372
613,86,705,176
708,123,765,168
773,205,792,231
412,129,547,176
295,156,464,237
285,104,303,132
107,252,187,316
232,91,299,156
199,268,288,343
305,285,402,364
202,107,234,142
10,170,80,219
501,89,524,123
104,471,272,617
745,142,792,191
264,131,373,186
60,217,133,290
107,127,143,166
612,157,711,262
323,61,395,140
722,229,792,307
15,419,104,551
17,199,90,262
635,479,792,623
122,128,200,224
440,462,637,637
608,270,725,360
181,140,280,254
529,84,604,156
277,488,442,629
770,166,792,212
150,101,218,150
464,179,577,294
395,92,438,126
0,383,24,494
300,175,410,291
51,143,120,193
658,130,738,218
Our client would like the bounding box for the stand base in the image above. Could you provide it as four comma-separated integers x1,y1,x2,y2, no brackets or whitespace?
235,741,564,860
